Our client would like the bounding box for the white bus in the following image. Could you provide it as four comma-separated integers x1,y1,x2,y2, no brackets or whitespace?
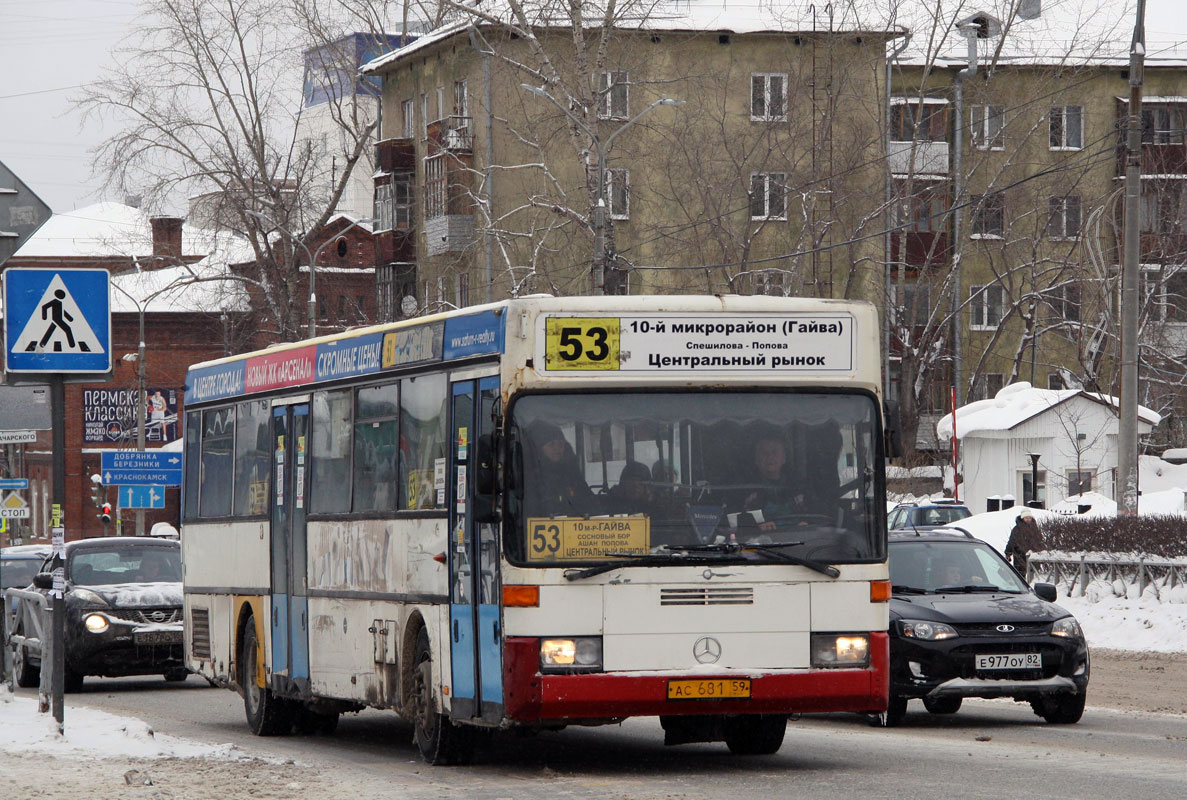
181,295,891,763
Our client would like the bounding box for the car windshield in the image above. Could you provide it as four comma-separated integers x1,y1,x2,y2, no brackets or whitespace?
507,391,884,566
889,540,1029,593
69,548,182,585
1,559,42,590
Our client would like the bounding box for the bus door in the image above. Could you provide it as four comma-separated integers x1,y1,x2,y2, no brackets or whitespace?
270,401,311,695
448,376,502,723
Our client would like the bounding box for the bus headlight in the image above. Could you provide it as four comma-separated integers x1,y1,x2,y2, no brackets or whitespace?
540,637,602,672
84,613,110,634
811,633,870,667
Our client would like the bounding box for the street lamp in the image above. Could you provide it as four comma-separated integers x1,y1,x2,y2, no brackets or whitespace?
1026,452,1043,509
520,84,683,294
246,210,377,338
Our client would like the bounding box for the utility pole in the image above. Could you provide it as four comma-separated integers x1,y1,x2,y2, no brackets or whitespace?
1118,0,1147,515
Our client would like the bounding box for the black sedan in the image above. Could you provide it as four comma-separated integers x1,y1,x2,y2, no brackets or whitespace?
874,529,1089,726
9,537,187,692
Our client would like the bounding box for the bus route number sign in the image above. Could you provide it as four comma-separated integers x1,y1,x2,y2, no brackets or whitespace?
544,318,620,370
526,516,648,561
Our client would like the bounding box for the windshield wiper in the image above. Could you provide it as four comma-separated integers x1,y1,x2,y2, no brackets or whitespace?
933,584,1009,594
891,584,928,595
744,546,840,578
563,553,694,581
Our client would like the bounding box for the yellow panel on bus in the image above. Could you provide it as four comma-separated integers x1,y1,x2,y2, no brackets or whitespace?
543,317,621,370
525,516,649,561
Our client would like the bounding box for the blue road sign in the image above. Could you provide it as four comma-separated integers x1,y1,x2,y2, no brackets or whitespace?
120,485,166,509
101,450,183,487
0,478,29,490
3,268,111,373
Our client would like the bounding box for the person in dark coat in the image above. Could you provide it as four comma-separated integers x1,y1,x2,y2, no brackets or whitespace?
524,421,594,516
604,460,656,516
736,434,808,531
1005,510,1044,571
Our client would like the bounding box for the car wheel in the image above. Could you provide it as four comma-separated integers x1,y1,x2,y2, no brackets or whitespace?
722,714,787,755
294,707,339,735
63,669,84,694
241,620,293,736
164,668,190,683
922,696,962,715
1031,691,1086,724
11,639,39,689
411,627,474,765
866,695,908,727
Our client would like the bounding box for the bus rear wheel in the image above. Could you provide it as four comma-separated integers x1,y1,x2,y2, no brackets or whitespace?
722,714,787,755
241,621,293,736
411,628,474,765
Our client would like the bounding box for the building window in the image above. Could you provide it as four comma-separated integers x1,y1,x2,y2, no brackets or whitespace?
401,99,414,139
750,73,786,121
1048,194,1082,239
435,85,445,122
971,193,1004,237
1067,470,1093,496
1021,469,1047,507
453,80,467,117
456,273,470,308
1140,185,1187,234
605,168,629,220
425,155,446,219
970,284,1006,330
750,173,786,220
1048,372,1064,390
1049,106,1083,149
970,104,1004,149
890,100,946,142
598,71,629,120
1142,266,1187,323
373,183,393,232
1050,282,1082,323
895,283,930,327
393,172,412,229
897,189,946,232
972,372,1005,401
1142,106,1183,145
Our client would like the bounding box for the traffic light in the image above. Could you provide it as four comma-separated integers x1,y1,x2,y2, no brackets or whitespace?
100,502,113,525
90,475,105,509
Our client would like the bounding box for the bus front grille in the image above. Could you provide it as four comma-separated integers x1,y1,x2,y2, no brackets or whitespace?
190,608,211,660
660,587,754,606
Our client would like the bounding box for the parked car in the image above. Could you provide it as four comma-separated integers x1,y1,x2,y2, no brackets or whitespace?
874,528,1089,727
887,500,971,531
2,545,52,643
8,537,187,691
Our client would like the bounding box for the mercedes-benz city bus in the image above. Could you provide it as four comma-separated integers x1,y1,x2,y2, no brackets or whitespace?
180,295,891,763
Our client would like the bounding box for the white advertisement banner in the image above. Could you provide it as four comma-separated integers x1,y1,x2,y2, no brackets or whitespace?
536,313,855,375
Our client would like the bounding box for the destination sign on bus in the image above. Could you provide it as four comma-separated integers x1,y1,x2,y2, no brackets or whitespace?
526,516,650,561
539,313,855,374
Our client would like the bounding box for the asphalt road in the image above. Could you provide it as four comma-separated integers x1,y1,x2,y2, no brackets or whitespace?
18,673,1187,800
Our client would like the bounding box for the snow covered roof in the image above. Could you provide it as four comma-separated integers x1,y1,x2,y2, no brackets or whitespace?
362,0,902,74
936,381,1161,440
110,260,250,314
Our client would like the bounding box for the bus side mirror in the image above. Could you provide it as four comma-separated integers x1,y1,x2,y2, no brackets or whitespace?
883,399,902,460
475,434,495,495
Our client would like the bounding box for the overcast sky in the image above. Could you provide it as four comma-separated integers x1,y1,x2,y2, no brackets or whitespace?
1,0,1184,217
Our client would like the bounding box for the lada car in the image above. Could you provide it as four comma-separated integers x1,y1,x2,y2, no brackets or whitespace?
9,537,187,691
874,529,1089,726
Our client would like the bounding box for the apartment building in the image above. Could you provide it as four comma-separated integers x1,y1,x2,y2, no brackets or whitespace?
361,3,895,320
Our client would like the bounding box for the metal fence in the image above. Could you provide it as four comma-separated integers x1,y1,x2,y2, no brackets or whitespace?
1026,553,1187,600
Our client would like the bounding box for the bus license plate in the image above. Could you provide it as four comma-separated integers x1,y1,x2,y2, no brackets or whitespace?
667,679,751,700
975,653,1041,671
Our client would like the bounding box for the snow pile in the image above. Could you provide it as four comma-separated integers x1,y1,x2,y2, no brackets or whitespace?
0,685,258,761
1058,588,1187,653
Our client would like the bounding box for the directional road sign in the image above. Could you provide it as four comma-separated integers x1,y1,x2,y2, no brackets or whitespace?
101,450,183,487
120,485,165,509
0,159,52,267
0,478,29,490
4,268,111,373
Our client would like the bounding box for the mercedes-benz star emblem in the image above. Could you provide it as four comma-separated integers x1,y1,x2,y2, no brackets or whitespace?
996,624,1015,633
693,636,722,664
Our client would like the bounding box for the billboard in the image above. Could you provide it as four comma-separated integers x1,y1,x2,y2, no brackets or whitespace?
83,387,179,444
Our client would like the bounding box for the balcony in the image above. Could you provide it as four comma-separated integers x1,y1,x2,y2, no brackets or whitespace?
375,137,415,172
427,116,472,154
888,140,949,176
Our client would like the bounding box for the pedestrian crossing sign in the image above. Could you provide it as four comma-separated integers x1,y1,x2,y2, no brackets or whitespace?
3,268,111,373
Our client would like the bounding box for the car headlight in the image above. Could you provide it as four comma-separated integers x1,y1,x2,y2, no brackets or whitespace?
540,637,602,672
1051,616,1083,639
84,613,110,633
811,633,870,667
900,620,958,641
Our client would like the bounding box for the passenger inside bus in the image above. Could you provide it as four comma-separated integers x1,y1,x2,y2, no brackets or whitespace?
524,421,594,516
604,460,657,516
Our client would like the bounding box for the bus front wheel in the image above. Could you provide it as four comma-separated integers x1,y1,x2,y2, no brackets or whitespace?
412,628,474,765
241,621,293,736
722,714,787,755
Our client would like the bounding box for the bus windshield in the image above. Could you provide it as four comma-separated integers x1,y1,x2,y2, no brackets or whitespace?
508,391,883,566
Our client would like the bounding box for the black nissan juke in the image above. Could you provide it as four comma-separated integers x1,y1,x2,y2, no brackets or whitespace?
874,529,1090,727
